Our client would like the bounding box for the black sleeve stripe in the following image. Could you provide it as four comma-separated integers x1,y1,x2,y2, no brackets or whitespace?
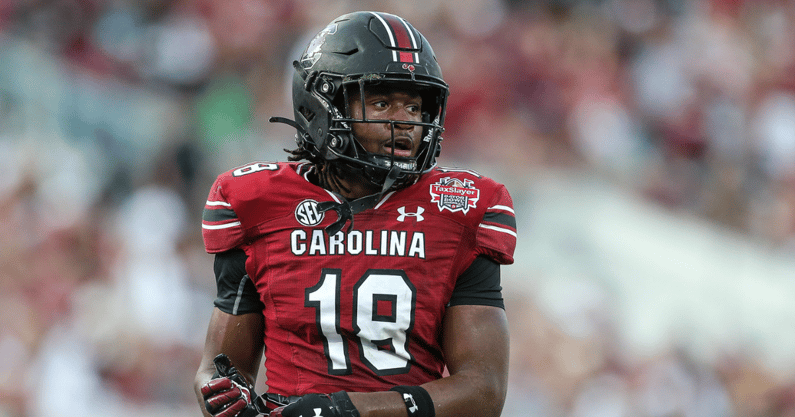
203,207,239,222
483,212,516,229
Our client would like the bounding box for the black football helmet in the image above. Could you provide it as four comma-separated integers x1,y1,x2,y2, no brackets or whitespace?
273,11,449,191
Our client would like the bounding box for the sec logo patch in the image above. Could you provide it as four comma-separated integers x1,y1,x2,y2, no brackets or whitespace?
295,199,325,227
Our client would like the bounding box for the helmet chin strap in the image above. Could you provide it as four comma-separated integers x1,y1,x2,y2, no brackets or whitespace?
269,116,306,135
317,164,402,235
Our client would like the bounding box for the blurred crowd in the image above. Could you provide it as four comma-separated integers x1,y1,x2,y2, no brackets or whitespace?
2,0,795,416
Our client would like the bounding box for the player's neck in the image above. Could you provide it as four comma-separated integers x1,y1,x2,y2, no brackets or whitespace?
333,176,380,200
314,163,380,200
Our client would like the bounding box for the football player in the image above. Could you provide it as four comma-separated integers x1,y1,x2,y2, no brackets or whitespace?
195,11,517,417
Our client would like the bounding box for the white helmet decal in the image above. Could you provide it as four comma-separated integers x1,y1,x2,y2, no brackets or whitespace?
301,23,338,69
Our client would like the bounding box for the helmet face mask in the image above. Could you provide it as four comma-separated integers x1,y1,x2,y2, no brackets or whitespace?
290,11,449,190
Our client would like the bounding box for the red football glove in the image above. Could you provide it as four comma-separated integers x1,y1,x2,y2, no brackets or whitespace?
202,377,259,417
200,355,261,417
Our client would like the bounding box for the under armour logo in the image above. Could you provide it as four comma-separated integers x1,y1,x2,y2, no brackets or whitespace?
403,393,418,413
397,206,424,222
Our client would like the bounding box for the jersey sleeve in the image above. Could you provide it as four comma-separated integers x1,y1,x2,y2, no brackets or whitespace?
202,174,246,253
476,184,517,265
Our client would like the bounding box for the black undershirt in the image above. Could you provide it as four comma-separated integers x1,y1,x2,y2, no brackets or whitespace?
213,251,504,315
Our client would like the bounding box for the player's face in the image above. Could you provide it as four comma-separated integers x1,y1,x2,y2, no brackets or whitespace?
348,85,423,158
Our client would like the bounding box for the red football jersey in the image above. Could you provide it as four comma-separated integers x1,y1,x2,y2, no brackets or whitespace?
202,162,516,395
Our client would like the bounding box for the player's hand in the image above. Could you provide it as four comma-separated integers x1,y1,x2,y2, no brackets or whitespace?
269,392,358,417
201,376,260,417
201,354,261,417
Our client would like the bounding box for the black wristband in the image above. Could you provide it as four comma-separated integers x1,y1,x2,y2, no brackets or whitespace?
330,391,361,417
389,386,435,417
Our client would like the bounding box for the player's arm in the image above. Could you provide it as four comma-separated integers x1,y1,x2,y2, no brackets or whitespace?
194,249,266,417
425,303,509,417
195,309,265,417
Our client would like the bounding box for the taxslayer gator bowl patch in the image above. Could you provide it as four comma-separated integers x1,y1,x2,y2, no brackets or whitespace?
430,177,480,214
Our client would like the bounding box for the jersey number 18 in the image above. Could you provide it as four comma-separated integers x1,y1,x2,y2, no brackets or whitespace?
305,268,416,376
